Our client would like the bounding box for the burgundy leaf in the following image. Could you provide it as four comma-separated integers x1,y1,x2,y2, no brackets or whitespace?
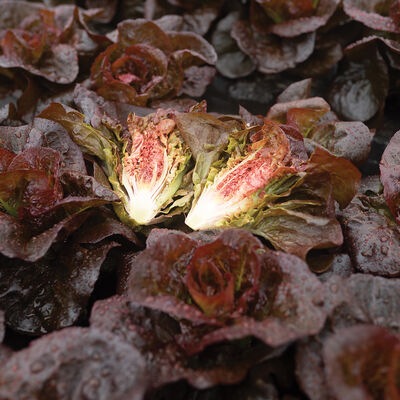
0,327,148,400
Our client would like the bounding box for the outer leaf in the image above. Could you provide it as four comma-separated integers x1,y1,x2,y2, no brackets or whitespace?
323,325,400,400
267,97,330,123
318,253,354,282
0,210,91,262
342,176,400,277
174,111,235,159
254,0,340,38
90,295,274,389
33,118,87,174
0,241,119,335
0,208,138,335
343,0,400,33
296,273,400,400
38,103,116,162
231,20,316,74
307,121,374,166
0,148,15,172
0,327,148,400
276,79,312,103
328,39,389,122
168,31,217,67
307,146,361,209
0,124,42,154
380,130,400,223
0,42,79,84
296,42,343,77
0,1,43,29
180,65,216,97
211,12,256,79
330,273,400,331
252,207,343,259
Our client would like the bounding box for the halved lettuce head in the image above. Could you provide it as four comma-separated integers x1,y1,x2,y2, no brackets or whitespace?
184,116,361,259
121,113,192,224
185,120,300,230
39,103,192,227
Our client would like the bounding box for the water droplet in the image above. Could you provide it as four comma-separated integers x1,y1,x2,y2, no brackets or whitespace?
312,294,324,307
381,245,389,255
88,378,100,388
30,361,44,373
361,249,373,257
330,284,338,293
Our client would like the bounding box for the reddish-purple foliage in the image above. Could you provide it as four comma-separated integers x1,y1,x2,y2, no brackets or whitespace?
323,325,400,400
380,130,400,224
252,0,340,38
342,176,400,277
343,0,400,33
90,295,275,389
328,36,390,122
268,91,374,165
90,19,216,106
231,21,316,74
0,2,110,84
0,327,148,400
127,229,331,352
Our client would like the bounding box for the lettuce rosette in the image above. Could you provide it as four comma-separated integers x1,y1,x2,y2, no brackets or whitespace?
0,1,110,84
0,118,139,335
250,0,340,37
90,19,217,106
88,228,335,389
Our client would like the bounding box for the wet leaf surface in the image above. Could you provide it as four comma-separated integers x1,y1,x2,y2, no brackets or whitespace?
342,176,400,277
0,327,148,400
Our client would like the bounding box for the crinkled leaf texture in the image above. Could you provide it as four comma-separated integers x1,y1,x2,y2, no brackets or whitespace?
342,175,400,277
329,273,400,332
253,0,340,38
296,272,400,400
343,0,400,33
0,2,81,84
0,142,119,261
90,19,216,106
90,295,276,389
147,0,224,36
268,94,374,166
0,210,138,335
231,20,316,74
328,38,389,122
0,327,148,400
126,229,330,354
323,325,400,400
380,129,400,224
